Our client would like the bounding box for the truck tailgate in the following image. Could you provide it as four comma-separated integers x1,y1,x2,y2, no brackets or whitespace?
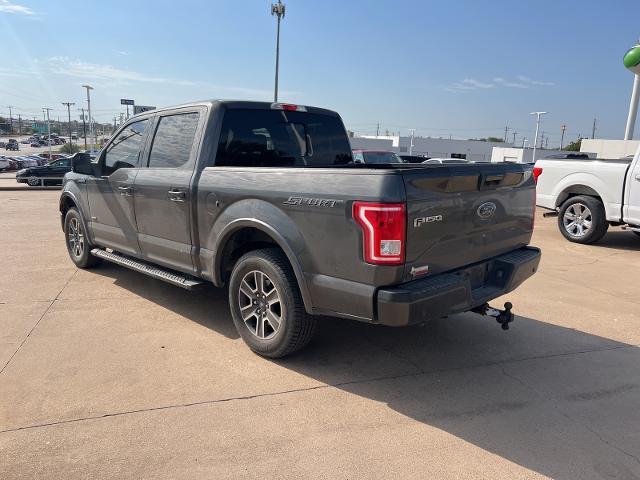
402,163,535,281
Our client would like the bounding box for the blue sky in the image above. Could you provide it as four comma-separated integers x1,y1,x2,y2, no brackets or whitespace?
1,0,638,146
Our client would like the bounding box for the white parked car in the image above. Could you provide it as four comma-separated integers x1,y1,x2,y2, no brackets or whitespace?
535,146,640,244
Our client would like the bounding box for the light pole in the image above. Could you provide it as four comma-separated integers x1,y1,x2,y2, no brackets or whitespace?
82,84,95,149
623,43,640,140
6,105,13,135
560,124,567,150
43,107,53,159
62,102,75,148
271,0,286,102
529,111,547,163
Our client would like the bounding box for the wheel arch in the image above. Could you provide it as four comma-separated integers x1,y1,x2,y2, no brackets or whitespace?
212,220,313,314
555,184,602,208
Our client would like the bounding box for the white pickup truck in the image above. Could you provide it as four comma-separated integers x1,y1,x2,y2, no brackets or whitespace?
535,146,640,244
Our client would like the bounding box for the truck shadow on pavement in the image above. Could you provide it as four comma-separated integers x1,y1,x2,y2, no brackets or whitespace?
98,266,640,479
594,230,640,252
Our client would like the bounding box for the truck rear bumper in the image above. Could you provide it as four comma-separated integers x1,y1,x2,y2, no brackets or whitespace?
376,246,541,326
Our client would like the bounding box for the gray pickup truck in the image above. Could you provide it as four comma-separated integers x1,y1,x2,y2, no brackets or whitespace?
60,100,540,357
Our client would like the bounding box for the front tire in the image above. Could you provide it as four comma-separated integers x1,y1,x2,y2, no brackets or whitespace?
229,248,316,358
558,195,608,244
27,177,39,186
64,208,101,268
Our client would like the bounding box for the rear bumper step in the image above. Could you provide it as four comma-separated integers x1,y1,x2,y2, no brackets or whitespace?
91,248,204,290
376,246,541,326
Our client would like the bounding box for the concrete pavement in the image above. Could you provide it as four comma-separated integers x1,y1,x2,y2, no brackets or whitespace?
1,190,639,479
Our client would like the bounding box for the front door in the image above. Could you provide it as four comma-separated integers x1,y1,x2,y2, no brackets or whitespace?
625,151,640,226
133,111,202,273
87,119,150,256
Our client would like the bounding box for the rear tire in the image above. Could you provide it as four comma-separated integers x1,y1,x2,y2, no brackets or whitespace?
558,195,608,244
64,208,101,268
228,248,316,358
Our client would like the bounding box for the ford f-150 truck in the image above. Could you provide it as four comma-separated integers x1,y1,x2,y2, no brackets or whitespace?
60,100,540,358
535,145,640,244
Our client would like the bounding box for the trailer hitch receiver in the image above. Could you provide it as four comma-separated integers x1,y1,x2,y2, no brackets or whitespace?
473,302,514,330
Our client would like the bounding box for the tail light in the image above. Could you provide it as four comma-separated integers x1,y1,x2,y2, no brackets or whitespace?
353,202,406,265
271,102,307,112
532,167,543,184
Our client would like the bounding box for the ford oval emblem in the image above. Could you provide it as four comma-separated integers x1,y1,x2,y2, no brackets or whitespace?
477,202,497,219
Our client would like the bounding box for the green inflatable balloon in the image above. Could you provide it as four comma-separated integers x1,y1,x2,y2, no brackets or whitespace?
624,44,640,75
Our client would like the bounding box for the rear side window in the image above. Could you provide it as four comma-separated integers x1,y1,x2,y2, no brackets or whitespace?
214,109,352,167
148,112,200,168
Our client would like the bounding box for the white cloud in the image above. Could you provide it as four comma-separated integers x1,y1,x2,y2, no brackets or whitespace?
446,78,495,92
42,57,196,85
517,75,555,86
37,57,299,100
0,0,34,15
447,75,554,92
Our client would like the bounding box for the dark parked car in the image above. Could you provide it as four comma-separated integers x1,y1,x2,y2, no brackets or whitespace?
60,100,540,357
351,149,404,164
6,139,19,151
16,156,72,186
399,154,429,163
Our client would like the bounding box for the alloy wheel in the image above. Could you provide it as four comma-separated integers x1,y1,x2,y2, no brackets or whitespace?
67,217,85,258
238,270,283,339
563,203,592,237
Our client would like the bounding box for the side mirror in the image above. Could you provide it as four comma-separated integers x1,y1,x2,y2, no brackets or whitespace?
71,153,99,176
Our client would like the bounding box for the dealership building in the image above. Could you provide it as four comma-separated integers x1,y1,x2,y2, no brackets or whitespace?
349,134,512,162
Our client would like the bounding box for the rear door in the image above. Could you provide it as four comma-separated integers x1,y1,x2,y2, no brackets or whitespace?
133,109,203,273
624,151,640,225
402,163,535,280
87,119,150,255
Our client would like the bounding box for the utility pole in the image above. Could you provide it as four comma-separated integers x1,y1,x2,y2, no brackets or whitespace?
560,124,567,150
82,84,95,148
504,125,509,142
271,0,286,102
43,107,53,159
119,112,124,126
62,102,75,148
113,116,117,132
522,138,528,149
545,137,549,149
409,129,415,155
530,111,548,163
512,131,517,144
539,131,545,149
6,105,13,134
18,115,22,135
591,118,597,139
376,123,380,136
78,108,87,149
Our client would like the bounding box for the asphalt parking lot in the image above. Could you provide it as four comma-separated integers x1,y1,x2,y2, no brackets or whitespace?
1,189,639,479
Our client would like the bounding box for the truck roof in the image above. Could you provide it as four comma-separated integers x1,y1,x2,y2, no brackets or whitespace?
129,100,341,120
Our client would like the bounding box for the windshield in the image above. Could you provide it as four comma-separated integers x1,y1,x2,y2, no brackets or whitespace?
215,109,353,167
361,151,404,164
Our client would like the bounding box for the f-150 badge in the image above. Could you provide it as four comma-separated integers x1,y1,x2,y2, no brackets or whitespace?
414,215,443,227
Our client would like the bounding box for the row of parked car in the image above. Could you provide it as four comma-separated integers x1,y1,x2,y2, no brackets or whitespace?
352,149,471,165
0,153,71,172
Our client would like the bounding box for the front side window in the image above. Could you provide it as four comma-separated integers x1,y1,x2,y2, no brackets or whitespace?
148,113,200,168
103,119,149,174
214,109,352,167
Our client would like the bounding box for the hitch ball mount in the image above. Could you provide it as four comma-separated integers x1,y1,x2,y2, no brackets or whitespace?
473,302,514,330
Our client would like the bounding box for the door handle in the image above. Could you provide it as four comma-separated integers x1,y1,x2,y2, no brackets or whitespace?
118,186,133,196
168,189,186,202
635,174,640,181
